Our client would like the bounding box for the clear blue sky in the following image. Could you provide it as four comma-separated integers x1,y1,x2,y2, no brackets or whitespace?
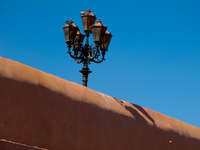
1,0,200,127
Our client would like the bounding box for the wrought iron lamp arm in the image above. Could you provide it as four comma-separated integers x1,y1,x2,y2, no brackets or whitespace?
74,59,82,64
88,46,99,60
67,45,82,60
91,50,105,64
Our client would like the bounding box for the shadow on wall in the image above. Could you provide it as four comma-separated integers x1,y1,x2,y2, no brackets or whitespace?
113,97,155,125
0,76,200,150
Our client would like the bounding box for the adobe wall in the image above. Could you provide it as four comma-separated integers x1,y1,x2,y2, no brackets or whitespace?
0,57,200,150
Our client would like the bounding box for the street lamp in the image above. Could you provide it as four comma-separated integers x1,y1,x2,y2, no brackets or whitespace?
63,9,112,87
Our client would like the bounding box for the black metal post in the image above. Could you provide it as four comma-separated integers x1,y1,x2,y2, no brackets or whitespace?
80,62,91,87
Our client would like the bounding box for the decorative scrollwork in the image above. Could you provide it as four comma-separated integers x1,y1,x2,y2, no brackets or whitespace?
67,36,106,66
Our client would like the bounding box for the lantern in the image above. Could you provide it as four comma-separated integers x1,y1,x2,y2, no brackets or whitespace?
72,30,85,51
62,19,79,44
100,31,112,51
81,8,96,33
91,19,107,46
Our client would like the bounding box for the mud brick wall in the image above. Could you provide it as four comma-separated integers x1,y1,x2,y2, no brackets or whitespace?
0,57,200,150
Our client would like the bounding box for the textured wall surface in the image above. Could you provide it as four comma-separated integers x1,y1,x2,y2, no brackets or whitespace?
0,57,200,150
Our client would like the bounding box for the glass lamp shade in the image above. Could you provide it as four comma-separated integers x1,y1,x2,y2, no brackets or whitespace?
81,9,96,33
72,30,85,50
100,31,112,51
91,19,107,46
62,20,79,44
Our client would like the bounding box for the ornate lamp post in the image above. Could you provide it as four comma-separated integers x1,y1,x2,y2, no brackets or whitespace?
63,9,112,87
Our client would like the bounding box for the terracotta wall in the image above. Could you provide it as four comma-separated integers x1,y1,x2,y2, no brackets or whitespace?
0,57,200,150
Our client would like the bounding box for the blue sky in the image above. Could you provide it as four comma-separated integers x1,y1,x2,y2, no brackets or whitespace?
1,0,200,127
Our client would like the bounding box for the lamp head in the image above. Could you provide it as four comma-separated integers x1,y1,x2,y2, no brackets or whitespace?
91,18,107,46
100,31,112,51
72,30,85,50
62,19,79,44
81,8,96,33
